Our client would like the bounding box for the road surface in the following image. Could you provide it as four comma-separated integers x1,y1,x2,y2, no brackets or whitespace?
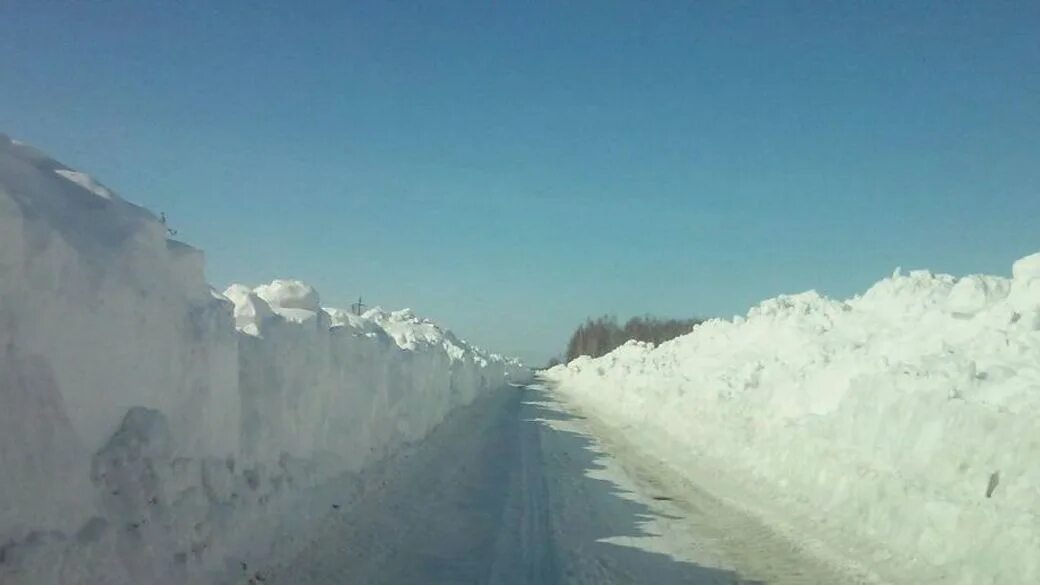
252,384,864,584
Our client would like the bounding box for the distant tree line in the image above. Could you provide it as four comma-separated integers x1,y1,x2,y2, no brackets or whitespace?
562,315,704,363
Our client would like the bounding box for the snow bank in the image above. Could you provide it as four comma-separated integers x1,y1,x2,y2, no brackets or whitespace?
546,256,1040,585
0,134,527,584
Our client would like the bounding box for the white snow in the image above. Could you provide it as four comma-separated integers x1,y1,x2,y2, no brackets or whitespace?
1012,251,1040,281
254,279,321,315
546,255,1040,585
0,134,528,585
221,283,275,336
53,168,116,200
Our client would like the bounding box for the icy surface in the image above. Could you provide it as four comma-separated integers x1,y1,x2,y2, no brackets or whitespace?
0,134,528,585
547,254,1040,585
259,385,857,585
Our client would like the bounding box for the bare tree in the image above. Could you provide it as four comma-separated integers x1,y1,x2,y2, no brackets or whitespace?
563,314,703,362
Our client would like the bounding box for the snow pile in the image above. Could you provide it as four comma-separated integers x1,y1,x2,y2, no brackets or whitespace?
226,285,523,470
0,134,527,585
546,256,1040,585
222,283,276,336
253,279,322,323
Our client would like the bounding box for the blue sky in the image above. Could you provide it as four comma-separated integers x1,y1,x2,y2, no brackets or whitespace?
2,1,1038,363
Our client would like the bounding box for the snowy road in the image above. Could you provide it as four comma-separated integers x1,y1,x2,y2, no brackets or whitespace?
254,385,862,585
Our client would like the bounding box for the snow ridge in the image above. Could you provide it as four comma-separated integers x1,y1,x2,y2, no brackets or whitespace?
547,252,1040,585
0,134,528,585
53,168,116,200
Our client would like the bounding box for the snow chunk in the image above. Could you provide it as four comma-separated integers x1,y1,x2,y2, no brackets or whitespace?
945,275,1010,316
748,290,847,323
366,307,445,349
223,284,275,336
363,307,478,361
326,307,387,338
1007,252,1040,314
252,279,322,323
254,279,320,312
53,169,116,200
1012,252,1040,281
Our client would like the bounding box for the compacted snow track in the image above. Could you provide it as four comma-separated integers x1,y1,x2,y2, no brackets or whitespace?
255,385,860,585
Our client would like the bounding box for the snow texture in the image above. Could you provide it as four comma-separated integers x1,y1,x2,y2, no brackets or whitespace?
0,133,528,585
52,169,116,200
547,253,1040,585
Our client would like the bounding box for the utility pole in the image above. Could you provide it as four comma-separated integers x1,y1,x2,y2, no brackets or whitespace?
351,296,366,316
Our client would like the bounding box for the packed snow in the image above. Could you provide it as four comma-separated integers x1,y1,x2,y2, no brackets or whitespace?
546,253,1040,585
0,134,527,585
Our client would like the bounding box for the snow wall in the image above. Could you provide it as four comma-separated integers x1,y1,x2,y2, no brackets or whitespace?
547,256,1040,585
0,134,528,584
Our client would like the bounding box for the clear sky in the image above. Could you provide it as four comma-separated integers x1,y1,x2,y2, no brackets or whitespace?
2,1,1038,364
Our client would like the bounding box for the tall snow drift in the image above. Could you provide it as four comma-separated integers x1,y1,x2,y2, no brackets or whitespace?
546,253,1040,585
0,134,528,585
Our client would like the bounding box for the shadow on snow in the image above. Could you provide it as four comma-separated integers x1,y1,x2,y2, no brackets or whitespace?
519,385,763,585
258,385,763,584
